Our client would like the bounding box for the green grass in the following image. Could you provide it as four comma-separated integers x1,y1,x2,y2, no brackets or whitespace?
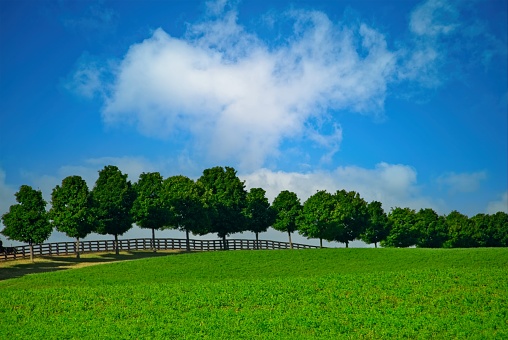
1,248,507,339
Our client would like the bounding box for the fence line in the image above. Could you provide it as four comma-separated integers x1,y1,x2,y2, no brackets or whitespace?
0,238,320,261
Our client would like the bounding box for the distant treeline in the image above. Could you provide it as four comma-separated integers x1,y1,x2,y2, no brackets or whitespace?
1,165,507,260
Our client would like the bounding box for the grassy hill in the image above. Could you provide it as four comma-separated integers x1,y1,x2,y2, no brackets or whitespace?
1,248,507,338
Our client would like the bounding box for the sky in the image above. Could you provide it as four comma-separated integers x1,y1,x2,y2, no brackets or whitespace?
0,0,507,247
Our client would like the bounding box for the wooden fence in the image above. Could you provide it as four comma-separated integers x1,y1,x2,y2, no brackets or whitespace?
0,238,320,261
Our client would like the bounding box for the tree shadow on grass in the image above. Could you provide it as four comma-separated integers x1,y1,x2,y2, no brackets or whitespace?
0,250,186,281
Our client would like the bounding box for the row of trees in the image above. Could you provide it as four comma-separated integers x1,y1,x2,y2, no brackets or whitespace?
2,165,507,261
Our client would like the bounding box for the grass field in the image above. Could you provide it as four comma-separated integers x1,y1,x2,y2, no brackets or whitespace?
1,248,507,339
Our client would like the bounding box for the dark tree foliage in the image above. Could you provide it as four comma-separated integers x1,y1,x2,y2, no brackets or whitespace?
298,190,336,248
469,213,508,247
197,166,247,249
444,210,476,248
415,208,448,248
1,185,51,262
91,165,136,255
383,207,418,247
272,190,302,249
327,190,369,248
489,211,508,247
163,175,209,251
50,175,95,258
132,172,171,252
244,188,276,248
360,201,390,248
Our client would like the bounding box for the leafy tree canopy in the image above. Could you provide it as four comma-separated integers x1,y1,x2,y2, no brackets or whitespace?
383,207,418,248
163,175,209,236
132,172,170,231
245,187,275,241
415,208,447,248
91,165,136,253
50,175,95,240
298,190,336,247
1,185,52,246
328,190,369,248
360,201,390,248
197,166,247,240
272,190,302,247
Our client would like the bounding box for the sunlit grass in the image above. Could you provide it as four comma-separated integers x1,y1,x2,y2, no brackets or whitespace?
1,248,507,338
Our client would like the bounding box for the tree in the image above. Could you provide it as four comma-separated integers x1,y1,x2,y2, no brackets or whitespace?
360,201,390,248
1,185,52,262
50,176,95,258
383,207,418,247
197,166,247,249
328,190,369,248
244,188,275,249
272,190,302,249
444,210,475,248
489,211,508,247
131,172,170,252
91,165,136,255
415,208,448,248
470,213,498,247
163,175,209,251
298,190,335,248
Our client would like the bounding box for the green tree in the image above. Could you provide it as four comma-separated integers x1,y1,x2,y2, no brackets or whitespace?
415,208,448,248
383,207,418,247
298,190,335,248
360,201,390,248
470,213,497,247
1,185,52,262
245,188,276,249
328,190,369,248
444,210,475,248
272,190,302,249
50,176,95,258
131,172,170,252
163,175,209,251
91,165,136,255
489,211,508,247
197,166,247,250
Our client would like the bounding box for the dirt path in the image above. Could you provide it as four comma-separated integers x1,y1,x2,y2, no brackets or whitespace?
0,250,185,281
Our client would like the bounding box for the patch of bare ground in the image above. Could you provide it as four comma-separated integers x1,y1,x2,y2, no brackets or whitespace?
0,250,185,281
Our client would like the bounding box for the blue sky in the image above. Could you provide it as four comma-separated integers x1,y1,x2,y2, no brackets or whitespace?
1,0,507,246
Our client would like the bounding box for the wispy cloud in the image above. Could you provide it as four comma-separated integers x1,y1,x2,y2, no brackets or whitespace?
62,3,118,40
242,162,442,213
68,0,505,171
436,170,487,194
486,192,508,214
97,5,396,171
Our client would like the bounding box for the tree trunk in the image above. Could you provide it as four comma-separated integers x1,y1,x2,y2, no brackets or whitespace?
151,228,156,252
374,242,378,248
29,242,34,263
114,234,119,255
288,231,293,249
76,237,80,259
345,241,349,248
255,232,259,249
319,238,323,248
222,235,228,250
186,229,190,252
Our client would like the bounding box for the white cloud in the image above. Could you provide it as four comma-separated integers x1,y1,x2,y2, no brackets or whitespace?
486,192,508,214
436,171,487,194
400,0,507,86
241,162,441,213
98,6,396,171
409,0,459,37
68,0,506,172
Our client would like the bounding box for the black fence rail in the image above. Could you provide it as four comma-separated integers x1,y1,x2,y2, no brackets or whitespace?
0,238,320,261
